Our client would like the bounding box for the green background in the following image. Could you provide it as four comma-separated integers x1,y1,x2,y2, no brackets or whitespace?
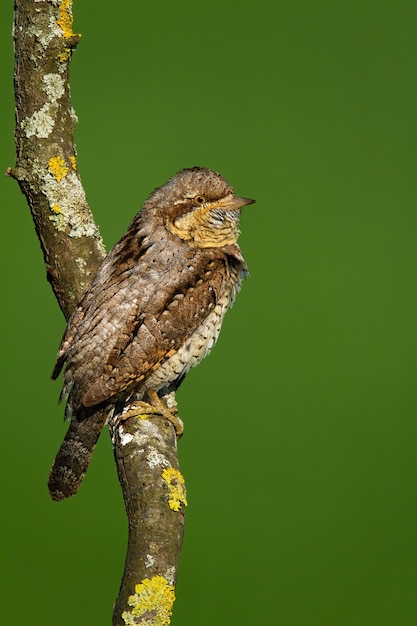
1,1,416,624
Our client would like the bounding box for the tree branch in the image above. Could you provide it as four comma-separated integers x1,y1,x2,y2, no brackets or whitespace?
11,0,105,317
11,2,185,624
111,402,185,626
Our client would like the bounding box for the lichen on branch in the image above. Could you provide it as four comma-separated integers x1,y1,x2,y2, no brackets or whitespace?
12,0,104,318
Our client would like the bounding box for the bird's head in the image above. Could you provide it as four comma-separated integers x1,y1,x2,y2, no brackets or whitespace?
147,167,255,248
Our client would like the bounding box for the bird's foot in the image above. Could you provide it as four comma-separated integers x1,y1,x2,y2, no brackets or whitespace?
118,390,184,437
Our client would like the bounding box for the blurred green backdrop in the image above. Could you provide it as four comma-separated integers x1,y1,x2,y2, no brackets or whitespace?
1,1,416,625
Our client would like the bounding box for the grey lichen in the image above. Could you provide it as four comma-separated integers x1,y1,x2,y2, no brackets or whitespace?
49,212,67,232
75,256,87,269
26,15,62,50
42,73,65,100
21,74,65,138
42,169,99,238
21,104,55,138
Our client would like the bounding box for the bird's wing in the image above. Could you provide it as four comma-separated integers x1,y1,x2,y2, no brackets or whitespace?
81,254,237,407
51,230,149,382
52,303,90,380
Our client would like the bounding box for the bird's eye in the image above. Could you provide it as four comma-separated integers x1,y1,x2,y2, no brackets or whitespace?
194,195,205,205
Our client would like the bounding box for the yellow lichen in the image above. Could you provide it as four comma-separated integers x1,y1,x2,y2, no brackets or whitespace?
162,468,187,512
70,155,77,170
122,576,175,626
57,48,71,63
57,0,80,40
48,156,68,182
51,204,62,214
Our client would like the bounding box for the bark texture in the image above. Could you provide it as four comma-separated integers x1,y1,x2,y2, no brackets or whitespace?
12,0,105,317
11,2,185,624
111,410,185,626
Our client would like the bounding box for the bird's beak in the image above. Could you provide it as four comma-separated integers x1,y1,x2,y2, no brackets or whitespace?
235,196,256,208
219,195,256,211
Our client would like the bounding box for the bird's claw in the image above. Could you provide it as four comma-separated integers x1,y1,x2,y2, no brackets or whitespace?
116,390,184,438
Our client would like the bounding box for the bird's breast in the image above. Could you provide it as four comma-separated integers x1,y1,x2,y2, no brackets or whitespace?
141,289,233,395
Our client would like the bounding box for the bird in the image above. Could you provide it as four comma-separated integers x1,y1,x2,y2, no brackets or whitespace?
48,167,255,500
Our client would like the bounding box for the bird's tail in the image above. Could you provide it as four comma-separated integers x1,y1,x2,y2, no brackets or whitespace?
48,407,108,501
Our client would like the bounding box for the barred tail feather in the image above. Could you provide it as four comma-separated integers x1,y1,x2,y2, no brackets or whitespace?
48,408,108,501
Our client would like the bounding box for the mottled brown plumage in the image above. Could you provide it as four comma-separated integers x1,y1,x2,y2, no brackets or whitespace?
48,167,254,500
